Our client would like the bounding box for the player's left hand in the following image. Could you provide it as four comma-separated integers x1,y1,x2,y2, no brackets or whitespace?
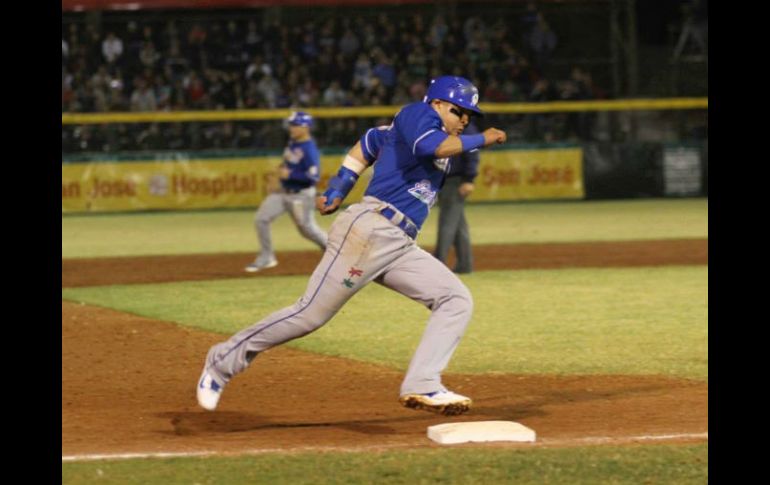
279,167,291,180
316,194,342,215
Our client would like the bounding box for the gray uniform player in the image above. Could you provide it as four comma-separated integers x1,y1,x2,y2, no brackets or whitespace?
245,111,327,272
199,76,506,416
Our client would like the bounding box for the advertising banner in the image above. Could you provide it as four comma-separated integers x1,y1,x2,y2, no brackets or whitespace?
470,147,584,201
62,148,583,213
62,156,373,213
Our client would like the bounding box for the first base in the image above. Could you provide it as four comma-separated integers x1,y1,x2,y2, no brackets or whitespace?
427,421,536,445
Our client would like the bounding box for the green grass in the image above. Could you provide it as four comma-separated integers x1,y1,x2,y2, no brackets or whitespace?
61,198,708,258
61,443,707,485
61,265,707,380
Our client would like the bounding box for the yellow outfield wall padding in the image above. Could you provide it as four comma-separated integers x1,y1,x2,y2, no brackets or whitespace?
61,98,708,125
61,148,583,213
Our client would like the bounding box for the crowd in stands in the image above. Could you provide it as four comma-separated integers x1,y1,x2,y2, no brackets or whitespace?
62,3,607,154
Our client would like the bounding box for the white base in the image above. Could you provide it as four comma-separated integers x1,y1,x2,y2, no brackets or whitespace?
427,421,536,445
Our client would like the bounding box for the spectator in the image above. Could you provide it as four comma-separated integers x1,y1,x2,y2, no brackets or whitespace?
89,65,111,92
102,32,124,65
338,28,360,59
164,40,189,82
428,14,449,48
244,55,271,82
223,20,247,68
322,80,347,106
300,32,319,61
371,50,397,95
318,20,336,52
294,78,320,106
352,52,373,91
130,77,157,111
256,72,282,108
462,16,483,44
66,23,81,54
187,22,208,70
483,79,509,102
155,73,174,110
528,13,557,75
107,78,129,111
406,44,428,81
244,20,263,58
520,1,540,38
527,78,559,141
62,8,617,151
360,23,377,52
139,41,161,70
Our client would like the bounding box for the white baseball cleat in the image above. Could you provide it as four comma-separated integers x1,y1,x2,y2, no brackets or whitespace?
197,369,225,411
244,257,278,273
399,390,472,416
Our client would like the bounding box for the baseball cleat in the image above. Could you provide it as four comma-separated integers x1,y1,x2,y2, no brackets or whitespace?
244,258,278,273
197,369,224,411
399,390,472,416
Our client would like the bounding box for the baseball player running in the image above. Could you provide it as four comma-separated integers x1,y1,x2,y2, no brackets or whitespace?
244,111,328,272
199,76,506,416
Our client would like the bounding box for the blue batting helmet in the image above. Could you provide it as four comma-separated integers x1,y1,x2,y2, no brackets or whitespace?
423,76,483,115
287,111,313,127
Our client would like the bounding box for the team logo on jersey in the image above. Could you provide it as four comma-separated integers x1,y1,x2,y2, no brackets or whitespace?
342,278,354,288
408,180,438,207
283,147,304,164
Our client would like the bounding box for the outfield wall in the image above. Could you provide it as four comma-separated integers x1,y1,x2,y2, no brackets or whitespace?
61,146,584,213
61,142,706,213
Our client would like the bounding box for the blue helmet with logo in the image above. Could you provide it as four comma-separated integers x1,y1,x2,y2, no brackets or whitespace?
287,111,313,127
423,76,483,115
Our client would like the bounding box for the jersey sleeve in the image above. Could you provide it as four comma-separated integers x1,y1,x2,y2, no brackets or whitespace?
359,126,391,164
395,103,448,158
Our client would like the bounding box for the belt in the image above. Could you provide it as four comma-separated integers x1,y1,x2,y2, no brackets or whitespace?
283,186,310,194
378,207,418,239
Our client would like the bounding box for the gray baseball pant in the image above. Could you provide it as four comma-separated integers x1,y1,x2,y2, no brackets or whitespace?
206,196,473,396
254,187,327,261
434,176,473,273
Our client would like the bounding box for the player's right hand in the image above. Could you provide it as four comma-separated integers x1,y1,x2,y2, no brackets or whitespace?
482,128,507,146
316,194,342,215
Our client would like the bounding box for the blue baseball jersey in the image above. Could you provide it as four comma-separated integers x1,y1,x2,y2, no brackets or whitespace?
359,125,391,165
281,139,321,191
363,102,451,229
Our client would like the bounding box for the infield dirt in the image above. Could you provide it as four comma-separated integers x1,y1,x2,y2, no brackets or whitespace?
61,239,708,457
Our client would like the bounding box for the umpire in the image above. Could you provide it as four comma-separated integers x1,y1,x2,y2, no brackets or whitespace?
433,121,480,274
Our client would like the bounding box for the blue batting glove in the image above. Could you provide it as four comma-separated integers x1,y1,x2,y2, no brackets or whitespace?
323,188,345,206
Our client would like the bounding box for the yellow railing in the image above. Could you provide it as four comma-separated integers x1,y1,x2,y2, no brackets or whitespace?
61,97,708,125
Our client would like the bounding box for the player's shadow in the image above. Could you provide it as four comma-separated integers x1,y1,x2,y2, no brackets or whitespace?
158,381,681,436
159,411,408,436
